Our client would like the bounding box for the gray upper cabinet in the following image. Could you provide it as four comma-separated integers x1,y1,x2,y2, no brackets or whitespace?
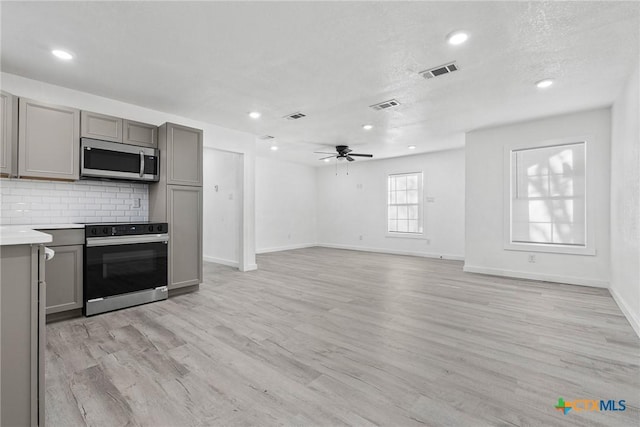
39,229,84,316
123,119,157,147
0,91,18,177
18,98,80,181
80,110,123,143
81,112,157,148
163,123,203,186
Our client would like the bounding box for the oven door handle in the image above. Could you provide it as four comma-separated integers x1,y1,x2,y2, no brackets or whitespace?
86,234,169,247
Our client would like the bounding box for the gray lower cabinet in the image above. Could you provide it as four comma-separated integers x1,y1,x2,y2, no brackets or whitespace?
168,185,203,289
123,119,158,147
0,90,18,177
44,245,83,314
36,229,84,316
1,244,45,426
81,110,123,143
38,228,84,314
150,184,203,290
18,98,80,180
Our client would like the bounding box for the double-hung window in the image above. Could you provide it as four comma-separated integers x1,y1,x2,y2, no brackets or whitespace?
388,172,423,235
508,141,589,252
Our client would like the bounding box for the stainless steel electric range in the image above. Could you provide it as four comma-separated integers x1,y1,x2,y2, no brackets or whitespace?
84,222,169,316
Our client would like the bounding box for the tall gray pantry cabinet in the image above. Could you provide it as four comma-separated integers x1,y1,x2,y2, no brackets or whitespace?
150,123,203,290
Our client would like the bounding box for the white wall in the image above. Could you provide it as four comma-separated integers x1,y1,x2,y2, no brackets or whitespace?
1,72,257,269
255,156,317,253
203,148,242,266
610,61,640,336
316,149,465,259
465,108,611,287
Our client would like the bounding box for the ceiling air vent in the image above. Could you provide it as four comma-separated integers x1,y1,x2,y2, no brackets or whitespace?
284,112,307,120
369,99,401,111
259,135,275,140
419,62,459,79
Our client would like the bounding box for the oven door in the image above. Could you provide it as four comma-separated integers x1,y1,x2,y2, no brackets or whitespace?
85,235,168,301
81,138,159,181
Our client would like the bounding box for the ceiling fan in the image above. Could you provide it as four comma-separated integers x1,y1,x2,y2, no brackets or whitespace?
315,145,373,162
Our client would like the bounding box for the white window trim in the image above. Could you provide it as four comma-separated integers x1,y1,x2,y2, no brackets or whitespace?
386,171,426,238
385,232,429,240
503,136,596,256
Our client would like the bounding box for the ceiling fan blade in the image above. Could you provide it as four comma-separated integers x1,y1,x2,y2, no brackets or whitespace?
344,148,353,154
318,155,336,160
349,153,373,157
314,151,336,154
346,155,355,162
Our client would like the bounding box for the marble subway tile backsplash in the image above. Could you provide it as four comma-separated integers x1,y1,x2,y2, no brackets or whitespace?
0,179,149,225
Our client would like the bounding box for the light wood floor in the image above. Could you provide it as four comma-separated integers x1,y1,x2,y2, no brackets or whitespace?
46,248,639,426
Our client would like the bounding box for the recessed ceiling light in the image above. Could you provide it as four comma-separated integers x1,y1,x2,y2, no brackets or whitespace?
51,49,73,60
408,145,416,150
536,79,554,89
249,111,261,119
324,158,331,162
362,124,373,130
447,31,468,45
270,146,278,151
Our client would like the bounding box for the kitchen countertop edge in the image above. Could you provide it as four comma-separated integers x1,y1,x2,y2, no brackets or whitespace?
0,224,83,246
0,228,53,246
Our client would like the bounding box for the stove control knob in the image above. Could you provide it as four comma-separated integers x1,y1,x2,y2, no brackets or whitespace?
91,228,97,235
157,225,163,232
102,227,109,235
148,225,154,233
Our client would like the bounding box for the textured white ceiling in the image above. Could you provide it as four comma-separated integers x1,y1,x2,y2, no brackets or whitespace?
1,1,638,166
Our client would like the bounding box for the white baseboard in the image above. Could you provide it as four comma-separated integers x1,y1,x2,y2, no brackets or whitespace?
462,264,609,288
609,286,640,338
203,256,238,268
240,263,258,272
256,243,317,254
317,243,464,261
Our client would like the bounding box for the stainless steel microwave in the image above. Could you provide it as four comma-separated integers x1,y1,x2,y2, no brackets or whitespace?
80,138,159,182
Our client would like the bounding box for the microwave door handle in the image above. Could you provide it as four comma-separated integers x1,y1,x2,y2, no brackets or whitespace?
139,151,144,178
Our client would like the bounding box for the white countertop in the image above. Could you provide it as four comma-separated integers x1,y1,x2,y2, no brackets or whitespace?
0,224,83,246
0,226,53,246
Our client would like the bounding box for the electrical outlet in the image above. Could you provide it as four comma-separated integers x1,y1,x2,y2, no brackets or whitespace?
528,254,536,263
287,233,291,239
133,198,141,208
359,235,363,241
426,238,431,245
